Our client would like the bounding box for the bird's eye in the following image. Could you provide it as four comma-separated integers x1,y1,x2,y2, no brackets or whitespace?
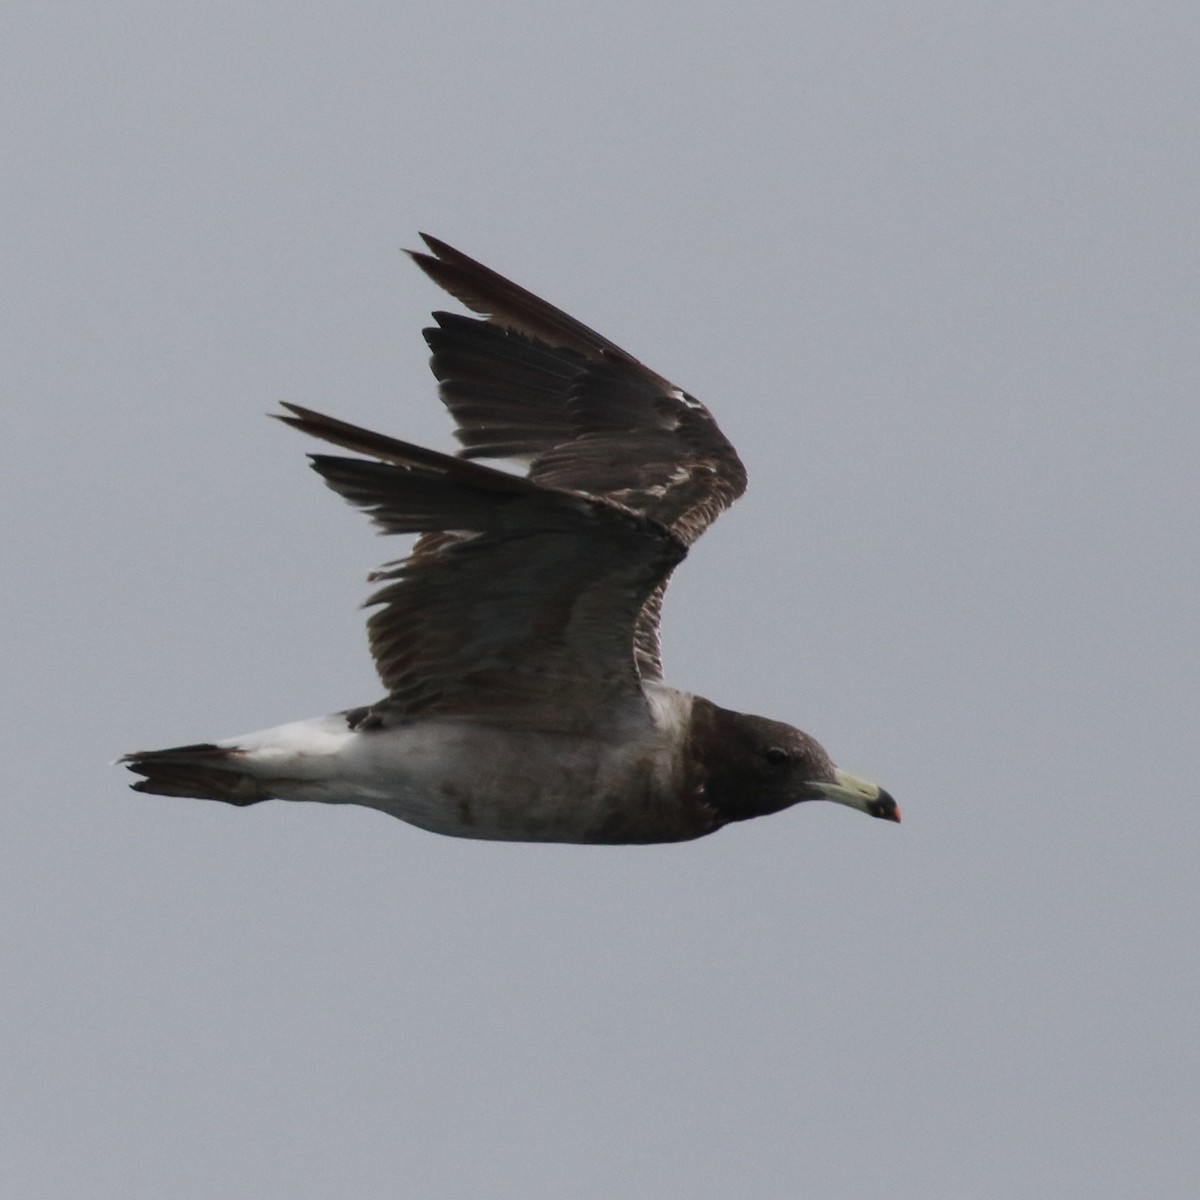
764,747,790,766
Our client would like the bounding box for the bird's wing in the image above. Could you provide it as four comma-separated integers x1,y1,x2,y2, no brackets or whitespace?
276,404,685,731
409,234,747,678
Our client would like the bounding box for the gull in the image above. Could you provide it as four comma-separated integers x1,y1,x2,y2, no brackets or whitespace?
121,236,899,843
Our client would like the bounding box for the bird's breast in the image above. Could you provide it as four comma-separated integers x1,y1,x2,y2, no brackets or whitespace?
327,699,708,843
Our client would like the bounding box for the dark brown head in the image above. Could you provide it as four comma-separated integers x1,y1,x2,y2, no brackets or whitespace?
688,698,900,827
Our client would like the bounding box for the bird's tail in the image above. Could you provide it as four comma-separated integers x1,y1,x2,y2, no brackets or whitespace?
119,743,267,806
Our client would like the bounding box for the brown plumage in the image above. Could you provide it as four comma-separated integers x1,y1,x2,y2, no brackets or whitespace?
121,237,899,842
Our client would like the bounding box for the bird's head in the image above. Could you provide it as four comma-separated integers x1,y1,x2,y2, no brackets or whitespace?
690,700,900,826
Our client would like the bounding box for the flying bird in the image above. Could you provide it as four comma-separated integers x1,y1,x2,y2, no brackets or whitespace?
121,236,899,843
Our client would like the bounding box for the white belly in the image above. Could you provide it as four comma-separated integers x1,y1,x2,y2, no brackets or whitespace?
223,689,694,843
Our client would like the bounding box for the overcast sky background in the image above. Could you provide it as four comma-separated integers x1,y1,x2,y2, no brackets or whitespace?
4,3,1197,1197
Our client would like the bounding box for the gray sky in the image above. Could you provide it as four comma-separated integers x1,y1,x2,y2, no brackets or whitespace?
4,2,1197,1196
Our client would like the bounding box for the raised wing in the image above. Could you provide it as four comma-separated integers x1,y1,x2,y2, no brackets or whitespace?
276,404,685,731
410,235,747,677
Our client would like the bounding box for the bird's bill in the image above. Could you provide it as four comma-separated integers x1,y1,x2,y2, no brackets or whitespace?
807,769,901,822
